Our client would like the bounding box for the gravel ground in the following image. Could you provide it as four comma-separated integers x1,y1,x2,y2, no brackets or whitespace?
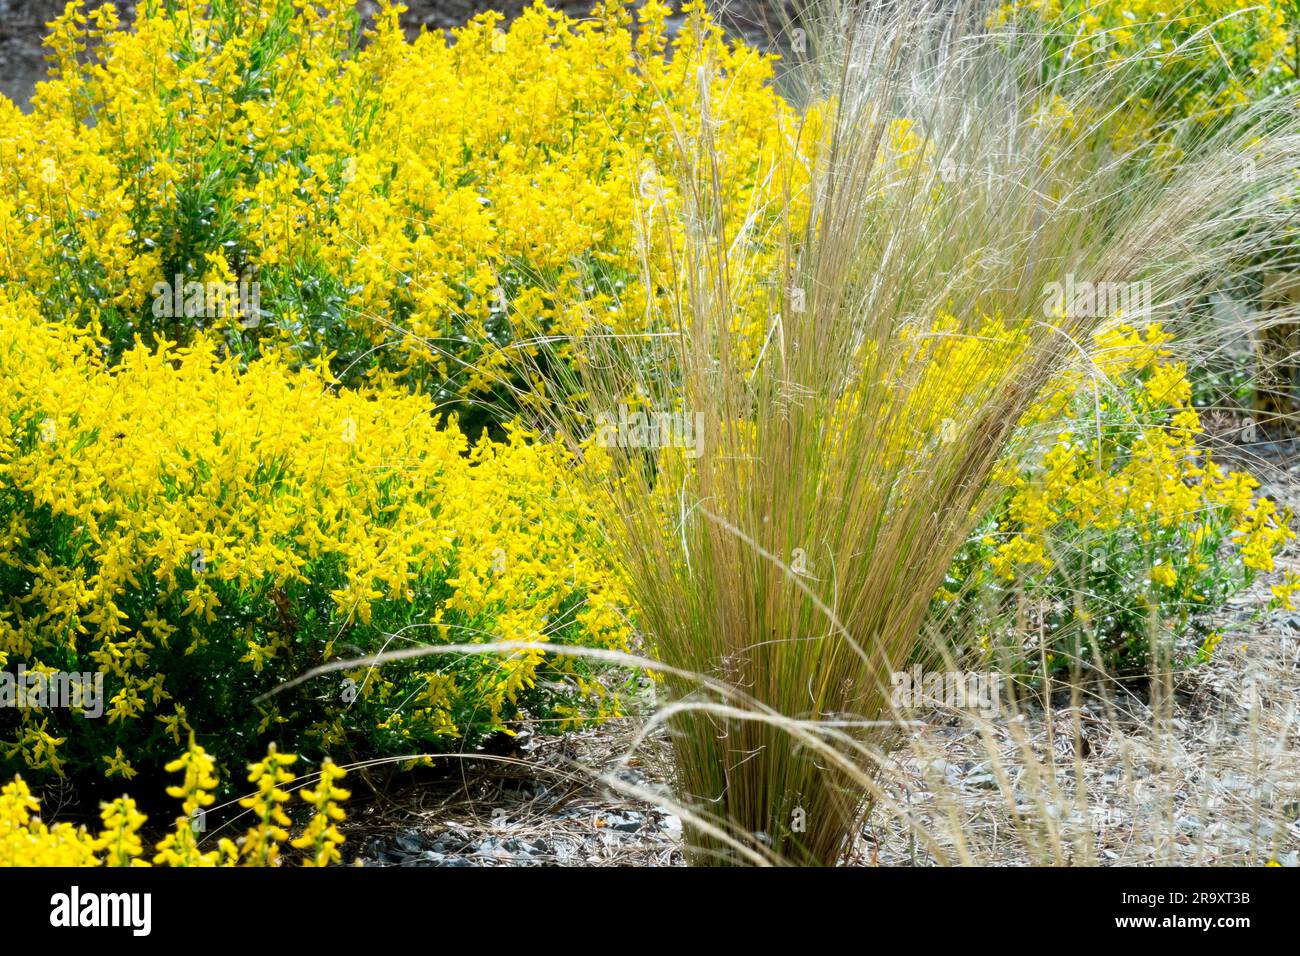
346,724,687,867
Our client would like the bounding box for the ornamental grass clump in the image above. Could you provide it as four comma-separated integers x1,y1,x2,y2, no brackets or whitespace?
546,0,1300,864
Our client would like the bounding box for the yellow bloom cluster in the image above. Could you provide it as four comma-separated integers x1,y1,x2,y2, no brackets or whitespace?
292,758,349,867
2,740,351,866
237,744,297,866
0,297,631,782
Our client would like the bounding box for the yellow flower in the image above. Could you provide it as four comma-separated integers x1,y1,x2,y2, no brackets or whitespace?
153,738,221,867
102,748,137,781
291,759,350,867
1149,563,1178,588
96,797,150,867
237,744,298,867
1271,571,1300,611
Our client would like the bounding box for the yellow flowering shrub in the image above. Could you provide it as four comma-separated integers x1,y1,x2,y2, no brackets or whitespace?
0,0,801,432
939,323,1296,675
2,740,351,866
0,299,632,785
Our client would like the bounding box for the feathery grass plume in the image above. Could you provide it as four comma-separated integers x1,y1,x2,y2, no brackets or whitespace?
530,0,1300,864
